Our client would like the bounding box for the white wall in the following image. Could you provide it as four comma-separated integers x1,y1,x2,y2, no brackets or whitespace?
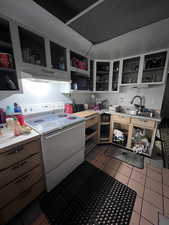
0,0,92,55
91,18,169,59
96,85,165,111
0,77,72,109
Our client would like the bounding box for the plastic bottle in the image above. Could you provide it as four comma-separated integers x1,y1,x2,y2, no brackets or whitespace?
13,118,22,136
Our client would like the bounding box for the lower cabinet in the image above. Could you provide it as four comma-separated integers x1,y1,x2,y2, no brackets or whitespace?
98,113,158,156
0,139,45,224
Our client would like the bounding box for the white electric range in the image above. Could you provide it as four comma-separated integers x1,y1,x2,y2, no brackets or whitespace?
26,112,85,192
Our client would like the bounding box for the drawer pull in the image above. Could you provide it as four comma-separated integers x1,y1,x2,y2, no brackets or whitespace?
12,161,27,170
6,147,24,156
14,174,29,184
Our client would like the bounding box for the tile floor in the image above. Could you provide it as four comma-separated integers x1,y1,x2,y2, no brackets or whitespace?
7,144,169,225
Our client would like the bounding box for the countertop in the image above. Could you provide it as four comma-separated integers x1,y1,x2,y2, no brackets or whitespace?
75,109,161,122
0,129,40,151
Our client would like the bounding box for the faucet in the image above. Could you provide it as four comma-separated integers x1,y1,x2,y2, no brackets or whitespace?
130,95,143,115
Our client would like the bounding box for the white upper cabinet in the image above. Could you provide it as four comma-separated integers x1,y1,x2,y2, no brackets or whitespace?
94,60,121,92
94,49,169,91
121,56,140,85
17,25,71,81
0,15,22,92
141,51,168,84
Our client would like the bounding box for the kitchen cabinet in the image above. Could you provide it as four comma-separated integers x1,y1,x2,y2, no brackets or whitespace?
0,138,45,224
73,111,100,155
109,114,158,156
94,49,169,90
18,26,46,67
99,113,112,143
94,60,111,92
0,16,21,92
111,60,120,91
122,56,140,84
142,51,167,83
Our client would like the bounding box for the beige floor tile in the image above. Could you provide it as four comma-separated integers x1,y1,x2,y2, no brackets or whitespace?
129,211,140,225
164,197,169,215
121,162,133,169
145,177,162,195
147,164,162,174
144,188,163,210
103,158,121,171
128,179,144,197
163,185,169,198
147,168,162,183
140,217,153,225
131,170,146,185
141,200,161,225
133,166,147,176
114,172,129,185
90,159,105,169
163,168,169,187
103,166,116,177
117,163,132,177
134,196,143,214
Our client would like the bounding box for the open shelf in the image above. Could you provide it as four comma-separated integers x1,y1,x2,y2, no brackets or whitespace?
70,51,88,72
112,123,129,147
86,131,97,141
0,18,19,91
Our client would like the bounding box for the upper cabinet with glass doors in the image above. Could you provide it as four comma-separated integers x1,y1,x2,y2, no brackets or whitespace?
18,26,46,67
142,51,167,83
0,17,20,91
112,60,120,91
122,56,140,84
95,61,110,91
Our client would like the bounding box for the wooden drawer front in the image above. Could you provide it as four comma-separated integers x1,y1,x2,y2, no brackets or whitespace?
112,114,130,124
131,118,155,129
86,116,98,128
0,139,41,171
0,166,43,208
0,153,41,188
0,180,45,224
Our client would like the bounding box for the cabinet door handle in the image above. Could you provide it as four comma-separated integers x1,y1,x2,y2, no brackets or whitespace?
12,161,27,170
41,68,55,74
14,174,29,184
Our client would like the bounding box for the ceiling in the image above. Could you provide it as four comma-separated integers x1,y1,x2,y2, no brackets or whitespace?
33,0,98,23
34,0,169,44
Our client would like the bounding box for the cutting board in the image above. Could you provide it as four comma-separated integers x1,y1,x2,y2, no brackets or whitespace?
73,110,98,118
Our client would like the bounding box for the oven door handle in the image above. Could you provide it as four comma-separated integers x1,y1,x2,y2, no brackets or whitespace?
44,122,84,140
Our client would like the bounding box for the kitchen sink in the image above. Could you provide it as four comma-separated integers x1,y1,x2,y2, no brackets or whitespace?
119,107,153,118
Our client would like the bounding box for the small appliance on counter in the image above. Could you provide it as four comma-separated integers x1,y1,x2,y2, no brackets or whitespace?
64,104,73,114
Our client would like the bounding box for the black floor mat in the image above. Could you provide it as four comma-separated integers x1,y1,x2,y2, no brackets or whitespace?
40,161,136,225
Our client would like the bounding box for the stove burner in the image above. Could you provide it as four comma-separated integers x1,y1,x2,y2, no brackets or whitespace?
67,116,77,120
34,119,44,123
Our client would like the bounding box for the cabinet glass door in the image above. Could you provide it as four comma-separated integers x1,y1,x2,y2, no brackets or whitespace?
112,61,120,91
18,27,46,67
0,18,19,90
50,41,67,71
96,62,110,91
122,57,140,84
142,51,167,83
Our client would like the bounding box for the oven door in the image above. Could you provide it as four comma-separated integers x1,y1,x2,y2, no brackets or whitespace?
41,121,85,190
